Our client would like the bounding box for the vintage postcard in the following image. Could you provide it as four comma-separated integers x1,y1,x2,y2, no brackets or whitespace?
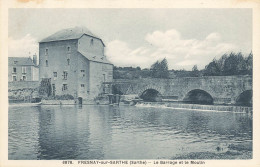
1,0,260,167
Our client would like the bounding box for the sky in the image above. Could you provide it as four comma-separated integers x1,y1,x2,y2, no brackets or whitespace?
8,8,252,70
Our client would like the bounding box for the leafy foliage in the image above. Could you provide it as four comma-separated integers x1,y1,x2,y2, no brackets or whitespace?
191,65,200,77
150,58,169,78
38,78,52,97
204,59,221,76
113,52,252,79
204,52,252,76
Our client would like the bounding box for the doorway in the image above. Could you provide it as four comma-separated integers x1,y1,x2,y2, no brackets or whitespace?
78,97,83,105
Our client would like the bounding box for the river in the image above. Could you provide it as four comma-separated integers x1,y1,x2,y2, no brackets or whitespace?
8,104,252,160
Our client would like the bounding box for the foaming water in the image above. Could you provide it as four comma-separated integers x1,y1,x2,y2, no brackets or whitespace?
9,105,252,159
136,102,252,113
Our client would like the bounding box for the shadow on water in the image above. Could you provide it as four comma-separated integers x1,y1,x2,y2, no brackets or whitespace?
36,105,105,159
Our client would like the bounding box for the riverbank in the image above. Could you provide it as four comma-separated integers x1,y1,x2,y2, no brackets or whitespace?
136,102,252,113
171,142,252,159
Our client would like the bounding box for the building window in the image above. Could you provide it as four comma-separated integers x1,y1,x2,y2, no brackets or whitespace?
81,70,85,77
12,75,17,81
67,58,70,65
63,71,68,80
81,84,85,88
67,46,70,52
62,84,68,91
53,72,57,80
46,60,48,67
14,61,18,65
22,66,26,74
13,67,16,73
91,38,94,45
22,75,26,81
45,48,48,55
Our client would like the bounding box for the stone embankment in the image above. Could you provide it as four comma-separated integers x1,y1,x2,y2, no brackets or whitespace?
41,100,76,105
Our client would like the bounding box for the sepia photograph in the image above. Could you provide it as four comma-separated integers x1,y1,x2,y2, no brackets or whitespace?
7,8,253,160
1,1,260,166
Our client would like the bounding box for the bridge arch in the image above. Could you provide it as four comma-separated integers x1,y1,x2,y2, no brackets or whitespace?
138,86,163,102
183,89,214,105
138,85,163,96
140,89,163,102
236,90,252,107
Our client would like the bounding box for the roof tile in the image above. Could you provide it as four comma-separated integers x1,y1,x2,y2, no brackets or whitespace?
40,26,102,44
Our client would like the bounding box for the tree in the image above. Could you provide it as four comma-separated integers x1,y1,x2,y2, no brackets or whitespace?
38,78,52,97
191,65,199,77
150,58,169,78
246,52,253,75
222,52,245,75
203,52,253,76
217,53,228,74
204,59,221,76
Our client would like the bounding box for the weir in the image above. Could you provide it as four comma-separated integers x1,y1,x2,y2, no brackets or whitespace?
136,102,253,113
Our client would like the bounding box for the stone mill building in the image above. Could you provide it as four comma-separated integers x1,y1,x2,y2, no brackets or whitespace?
39,27,113,103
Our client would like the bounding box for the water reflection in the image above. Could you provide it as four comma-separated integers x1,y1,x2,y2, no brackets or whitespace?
8,105,252,159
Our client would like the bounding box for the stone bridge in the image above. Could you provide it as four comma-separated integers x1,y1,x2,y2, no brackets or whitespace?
105,75,252,105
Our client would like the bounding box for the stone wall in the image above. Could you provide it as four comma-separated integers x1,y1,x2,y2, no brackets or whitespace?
8,81,39,101
8,81,39,90
41,100,76,105
39,39,79,97
88,61,113,100
78,34,104,57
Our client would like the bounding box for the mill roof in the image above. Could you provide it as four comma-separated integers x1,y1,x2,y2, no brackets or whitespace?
8,57,35,66
40,26,105,46
78,50,112,65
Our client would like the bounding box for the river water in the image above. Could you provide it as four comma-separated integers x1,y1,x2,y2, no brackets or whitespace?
8,104,252,160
